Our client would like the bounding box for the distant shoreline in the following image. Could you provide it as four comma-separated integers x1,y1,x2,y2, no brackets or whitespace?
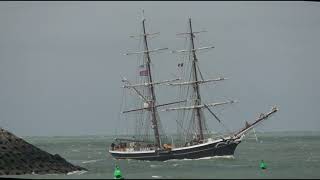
20,130,320,138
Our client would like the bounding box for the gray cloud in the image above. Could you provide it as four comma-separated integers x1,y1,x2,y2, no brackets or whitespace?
0,1,319,136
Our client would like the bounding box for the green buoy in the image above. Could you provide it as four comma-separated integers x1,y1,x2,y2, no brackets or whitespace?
260,160,267,170
114,165,124,179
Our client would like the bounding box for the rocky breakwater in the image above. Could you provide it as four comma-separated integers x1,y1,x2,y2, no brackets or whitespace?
0,128,87,175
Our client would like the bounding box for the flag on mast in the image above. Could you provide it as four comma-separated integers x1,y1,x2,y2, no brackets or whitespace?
139,70,149,76
139,64,149,76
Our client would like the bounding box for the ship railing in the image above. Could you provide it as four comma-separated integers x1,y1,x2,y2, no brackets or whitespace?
112,147,155,152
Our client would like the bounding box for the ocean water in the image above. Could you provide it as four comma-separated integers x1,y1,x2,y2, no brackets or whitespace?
2,131,320,179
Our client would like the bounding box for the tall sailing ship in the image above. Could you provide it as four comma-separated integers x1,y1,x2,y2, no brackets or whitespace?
108,15,278,161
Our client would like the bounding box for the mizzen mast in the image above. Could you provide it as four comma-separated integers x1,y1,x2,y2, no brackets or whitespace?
163,18,237,142
187,18,205,140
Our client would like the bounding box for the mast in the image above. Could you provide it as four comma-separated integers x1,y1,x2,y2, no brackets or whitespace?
142,18,161,148
189,18,204,140
163,18,237,141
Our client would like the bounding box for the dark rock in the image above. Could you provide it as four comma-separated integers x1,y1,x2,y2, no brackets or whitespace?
0,128,87,175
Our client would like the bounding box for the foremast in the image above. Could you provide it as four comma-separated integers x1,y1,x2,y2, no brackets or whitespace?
123,16,174,149
141,18,161,149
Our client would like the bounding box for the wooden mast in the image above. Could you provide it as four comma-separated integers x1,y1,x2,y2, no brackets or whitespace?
189,18,204,141
142,18,161,149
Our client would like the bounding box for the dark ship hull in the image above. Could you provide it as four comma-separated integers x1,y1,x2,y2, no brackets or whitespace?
109,138,241,161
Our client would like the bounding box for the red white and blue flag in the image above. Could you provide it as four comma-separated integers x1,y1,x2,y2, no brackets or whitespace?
139,69,149,76
139,64,149,76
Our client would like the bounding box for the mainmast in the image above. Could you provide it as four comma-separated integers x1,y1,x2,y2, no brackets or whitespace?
189,18,204,140
162,18,236,142
141,18,161,148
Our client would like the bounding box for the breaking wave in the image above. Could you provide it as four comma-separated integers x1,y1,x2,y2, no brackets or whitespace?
150,164,163,168
67,170,87,175
82,159,104,164
152,175,163,178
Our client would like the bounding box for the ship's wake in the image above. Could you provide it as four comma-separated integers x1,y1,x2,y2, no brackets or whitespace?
163,155,235,162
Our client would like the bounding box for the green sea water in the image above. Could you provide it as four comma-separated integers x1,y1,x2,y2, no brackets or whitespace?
2,131,320,179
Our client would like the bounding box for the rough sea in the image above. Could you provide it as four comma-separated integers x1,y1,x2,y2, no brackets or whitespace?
1,131,320,179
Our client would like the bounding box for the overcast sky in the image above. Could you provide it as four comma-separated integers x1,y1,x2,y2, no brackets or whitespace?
0,1,319,136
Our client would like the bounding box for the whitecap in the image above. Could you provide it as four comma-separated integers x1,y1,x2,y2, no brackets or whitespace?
164,158,192,162
197,155,235,160
67,170,87,175
152,175,162,178
172,163,179,167
306,158,319,162
150,164,162,168
82,159,103,164
46,173,59,176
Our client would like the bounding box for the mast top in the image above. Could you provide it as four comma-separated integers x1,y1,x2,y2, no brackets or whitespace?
142,9,146,21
